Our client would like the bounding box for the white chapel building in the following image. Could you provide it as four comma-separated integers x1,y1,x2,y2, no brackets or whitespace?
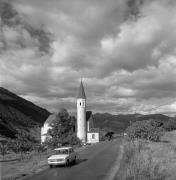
41,81,99,144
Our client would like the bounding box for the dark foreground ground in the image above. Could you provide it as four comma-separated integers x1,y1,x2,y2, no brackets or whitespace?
24,139,122,180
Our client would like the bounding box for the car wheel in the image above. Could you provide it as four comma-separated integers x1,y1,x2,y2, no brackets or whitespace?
66,160,70,167
49,165,53,168
73,157,76,164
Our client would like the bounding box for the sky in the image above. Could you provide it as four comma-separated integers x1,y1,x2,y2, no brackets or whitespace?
1,0,176,116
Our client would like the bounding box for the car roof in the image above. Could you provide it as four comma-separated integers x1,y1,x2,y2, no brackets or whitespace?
54,147,72,150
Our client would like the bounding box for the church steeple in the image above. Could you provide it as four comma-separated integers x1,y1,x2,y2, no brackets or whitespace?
77,80,86,99
77,80,87,144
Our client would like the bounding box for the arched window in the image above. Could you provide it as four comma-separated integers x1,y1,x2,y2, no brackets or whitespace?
80,102,81,106
92,134,95,139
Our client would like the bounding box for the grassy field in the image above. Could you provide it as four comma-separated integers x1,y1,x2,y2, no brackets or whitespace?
1,151,50,180
116,130,176,180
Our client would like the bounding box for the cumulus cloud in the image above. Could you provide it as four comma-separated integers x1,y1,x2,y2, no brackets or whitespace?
0,0,176,115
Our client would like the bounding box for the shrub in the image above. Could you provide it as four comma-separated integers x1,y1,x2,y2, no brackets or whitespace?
105,131,114,140
62,134,81,146
7,132,34,159
126,119,164,142
163,119,176,131
100,135,107,141
0,139,8,160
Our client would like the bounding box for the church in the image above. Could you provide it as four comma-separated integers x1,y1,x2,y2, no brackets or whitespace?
77,81,99,144
41,81,99,144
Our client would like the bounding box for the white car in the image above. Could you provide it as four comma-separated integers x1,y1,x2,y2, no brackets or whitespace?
48,147,77,168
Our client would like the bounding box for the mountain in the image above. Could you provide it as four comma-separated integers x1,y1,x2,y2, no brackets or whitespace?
93,113,171,133
0,87,172,138
0,87,50,138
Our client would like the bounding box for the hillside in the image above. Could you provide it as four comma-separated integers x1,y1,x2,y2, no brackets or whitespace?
0,87,173,138
0,87,50,138
93,113,171,133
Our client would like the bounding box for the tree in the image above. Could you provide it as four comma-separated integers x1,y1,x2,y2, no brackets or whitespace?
11,132,34,159
34,143,46,160
8,132,40,160
163,119,176,131
46,108,80,148
127,119,164,142
0,138,8,160
105,131,114,141
7,138,21,157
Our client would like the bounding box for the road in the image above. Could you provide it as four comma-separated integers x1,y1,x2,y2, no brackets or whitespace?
25,139,122,180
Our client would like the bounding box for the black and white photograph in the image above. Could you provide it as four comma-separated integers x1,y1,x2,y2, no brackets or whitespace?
1,0,176,179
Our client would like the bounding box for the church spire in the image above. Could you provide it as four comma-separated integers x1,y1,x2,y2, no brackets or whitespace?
77,80,86,99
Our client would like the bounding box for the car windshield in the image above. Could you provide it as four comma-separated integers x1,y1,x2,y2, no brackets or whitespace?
55,149,69,154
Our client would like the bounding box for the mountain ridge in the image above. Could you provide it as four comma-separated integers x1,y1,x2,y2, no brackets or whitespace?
0,87,174,138
0,87,50,138
93,113,172,133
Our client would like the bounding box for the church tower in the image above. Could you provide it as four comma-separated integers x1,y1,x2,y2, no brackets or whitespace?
77,80,86,143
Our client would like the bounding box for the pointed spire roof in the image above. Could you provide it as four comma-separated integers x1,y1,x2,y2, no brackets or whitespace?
77,80,86,99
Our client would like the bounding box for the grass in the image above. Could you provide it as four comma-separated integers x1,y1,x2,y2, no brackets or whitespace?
116,131,176,180
1,151,50,180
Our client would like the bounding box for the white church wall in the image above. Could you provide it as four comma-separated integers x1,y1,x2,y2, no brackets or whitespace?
41,123,51,143
87,132,99,143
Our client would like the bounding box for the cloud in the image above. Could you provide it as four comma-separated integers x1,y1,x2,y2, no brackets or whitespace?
0,0,176,115
98,0,176,76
